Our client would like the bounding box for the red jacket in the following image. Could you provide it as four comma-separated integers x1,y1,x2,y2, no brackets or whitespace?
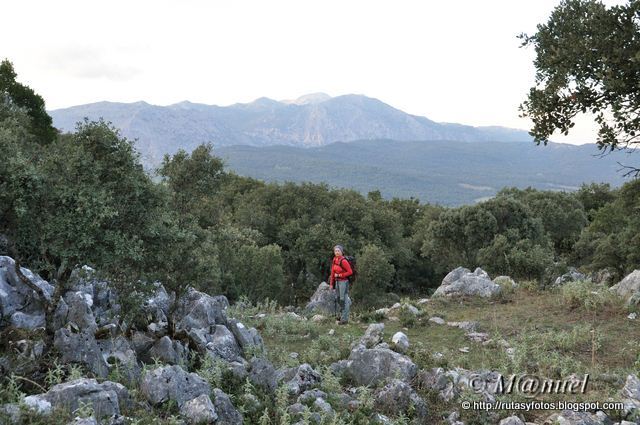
329,255,353,289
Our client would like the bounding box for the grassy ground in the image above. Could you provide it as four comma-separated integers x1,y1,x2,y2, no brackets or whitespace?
229,282,640,424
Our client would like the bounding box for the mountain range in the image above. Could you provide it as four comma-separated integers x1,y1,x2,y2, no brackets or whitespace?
49,93,630,205
49,93,534,167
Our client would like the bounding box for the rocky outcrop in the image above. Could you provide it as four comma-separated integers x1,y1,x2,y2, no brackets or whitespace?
179,394,218,424
554,267,587,286
173,287,229,331
345,344,417,387
248,356,278,394
304,282,337,316
0,256,55,330
211,388,243,425
610,270,640,305
374,379,428,421
360,323,385,348
433,267,501,298
620,374,640,418
227,318,264,354
53,328,110,378
140,365,210,407
391,332,409,354
277,363,323,396
22,378,131,418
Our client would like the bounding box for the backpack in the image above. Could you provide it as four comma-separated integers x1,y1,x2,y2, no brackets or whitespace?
340,255,357,283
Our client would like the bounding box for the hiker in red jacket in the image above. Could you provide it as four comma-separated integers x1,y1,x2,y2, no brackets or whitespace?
330,244,353,324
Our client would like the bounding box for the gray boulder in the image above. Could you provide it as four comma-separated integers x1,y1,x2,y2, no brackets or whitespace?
180,394,218,424
499,416,525,425
212,388,243,425
346,345,417,386
374,379,428,420
207,325,243,362
23,379,130,418
391,331,409,354
53,329,109,378
360,323,385,348
130,331,156,356
610,270,640,305
548,410,610,424
60,291,97,333
433,267,501,298
146,335,187,365
227,318,264,354
248,357,278,394
142,282,172,321
554,267,587,286
312,397,334,418
0,256,55,330
415,368,456,401
67,266,121,327
621,374,640,418
304,282,337,316
97,336,140,384
10,312,45,329
278,363,322,396
174,287,229,331
298,389,328,405
140,365,210,408
590,268,614,286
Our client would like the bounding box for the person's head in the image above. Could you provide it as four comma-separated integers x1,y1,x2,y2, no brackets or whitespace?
334,244,344,256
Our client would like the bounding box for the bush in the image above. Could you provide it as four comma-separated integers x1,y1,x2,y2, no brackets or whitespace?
351,244,395,308
560,280,621,312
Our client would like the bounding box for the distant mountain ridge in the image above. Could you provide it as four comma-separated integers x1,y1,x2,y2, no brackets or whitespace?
216,139,627,206
49,93,535,166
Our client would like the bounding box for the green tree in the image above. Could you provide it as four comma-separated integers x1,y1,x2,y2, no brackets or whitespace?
0,59,57,144
573,179,640,279
158,143,226,227
519,0,640,174
351,244,395,308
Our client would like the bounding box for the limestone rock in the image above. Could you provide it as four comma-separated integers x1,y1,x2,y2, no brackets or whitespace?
180,394,218,424
433,267,501,298
554,267,587,286
140,365,210,408
248,357,277,394
304,282,337,316
23,379,130,418
346,345,417,386
54,329,109,378
360,323,384,348
173,287,229,331
611,270,640,305
212,388,243,425
277,363,322,396
391,331,409,354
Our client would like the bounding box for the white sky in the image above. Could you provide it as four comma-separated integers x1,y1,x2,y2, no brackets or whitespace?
1,0,622,145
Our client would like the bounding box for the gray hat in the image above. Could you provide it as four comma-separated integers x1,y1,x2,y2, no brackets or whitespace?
334,244,344,254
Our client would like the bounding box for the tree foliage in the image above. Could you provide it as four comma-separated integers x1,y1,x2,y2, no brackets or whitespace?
0,59,57,144
520,0,640,174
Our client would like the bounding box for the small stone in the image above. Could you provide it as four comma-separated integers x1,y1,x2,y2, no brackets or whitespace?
429,316,445,325
459,347,470,353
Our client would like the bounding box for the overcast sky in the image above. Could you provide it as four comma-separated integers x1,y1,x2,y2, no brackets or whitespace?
1,0,622,145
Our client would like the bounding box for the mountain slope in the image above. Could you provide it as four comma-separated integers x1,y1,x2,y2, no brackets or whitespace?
49,94,534,166
216,139,628,206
